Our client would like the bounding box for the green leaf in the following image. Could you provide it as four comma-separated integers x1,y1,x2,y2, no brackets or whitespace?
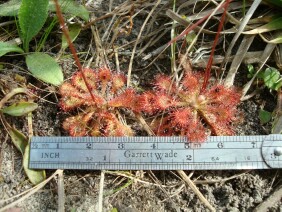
0,41,24,57
7,127,28,155
0,0,89,21
23,144,46,185
247,64,255,78
18,0,49,51
185,31,196,44
49,0,89,21
0,0,21,16
62,24,81,49
273,80,282,90
263,67,281,90
259,109,272,124
263,0,282,8
244,17,282,34
1,102,38,116
26,52,64,86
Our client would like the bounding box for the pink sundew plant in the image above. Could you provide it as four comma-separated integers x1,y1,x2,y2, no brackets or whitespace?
60,67,138,136
56,0,240,142
138,69,241,142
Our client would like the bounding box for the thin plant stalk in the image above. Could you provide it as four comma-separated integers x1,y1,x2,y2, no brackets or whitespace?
53,0,97,103
202,0,231,91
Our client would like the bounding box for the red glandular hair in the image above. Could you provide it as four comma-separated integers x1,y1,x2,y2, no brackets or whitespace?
139,72,241,142
60,67,138,137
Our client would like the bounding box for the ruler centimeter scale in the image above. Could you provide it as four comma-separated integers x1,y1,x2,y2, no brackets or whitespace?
29,134,282,170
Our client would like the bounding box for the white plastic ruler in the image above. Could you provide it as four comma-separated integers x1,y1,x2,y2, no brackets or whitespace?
29,134,282,170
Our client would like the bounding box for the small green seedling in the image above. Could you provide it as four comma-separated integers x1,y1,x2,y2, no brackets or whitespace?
247,64,282,91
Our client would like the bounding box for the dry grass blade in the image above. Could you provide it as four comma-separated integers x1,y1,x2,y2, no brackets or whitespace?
148,171,180,212
166,9,217,35
177,170,216,211
194,171,249,185
105,171,164,187
135,113,155,135
98,170,105,212
137,28,169,57
253,184,282,212
177,0,227,72
127,0,161,87
188,1,250,22
0,170,61,212
193,51,263,68
221,0,262,72
272,90,282,134
224,35,255,87
57,170,65,212
241,42,276,100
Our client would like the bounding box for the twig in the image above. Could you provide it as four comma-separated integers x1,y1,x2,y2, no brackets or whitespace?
135,113,155,136
83,13,114,30
114,46,121,72
0,135,9,172
141,43,167,61
192,51,264,67
57,170,65,212
98,170,105,212
194,171,249,185
27,112,33,138
0,20,15,27
105,170,167,187
177,170,216,212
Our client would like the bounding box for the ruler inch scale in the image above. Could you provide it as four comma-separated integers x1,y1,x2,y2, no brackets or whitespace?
29,134,282,170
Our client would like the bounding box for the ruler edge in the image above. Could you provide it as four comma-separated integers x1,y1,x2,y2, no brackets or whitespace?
28,135,282,170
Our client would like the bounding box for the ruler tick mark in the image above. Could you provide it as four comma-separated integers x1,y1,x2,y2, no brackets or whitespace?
29,135,282,170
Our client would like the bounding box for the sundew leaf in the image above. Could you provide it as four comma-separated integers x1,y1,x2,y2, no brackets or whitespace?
0,0,21,16
23,144,46,185
244,17,282,34
26,52,64,86
1,102,38,116
0,41,24,57
49,0,89,21
62,24,81,49
18,0,49,51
